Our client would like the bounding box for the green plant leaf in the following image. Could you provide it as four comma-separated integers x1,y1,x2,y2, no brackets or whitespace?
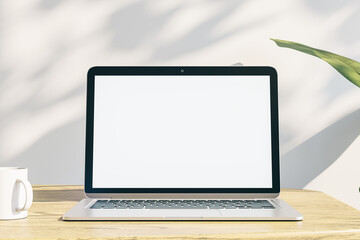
270,38,360,88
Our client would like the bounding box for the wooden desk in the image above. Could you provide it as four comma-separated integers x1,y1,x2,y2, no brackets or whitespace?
0,186,360,239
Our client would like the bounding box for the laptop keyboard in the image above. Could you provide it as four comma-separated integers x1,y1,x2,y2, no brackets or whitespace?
90,200,275,209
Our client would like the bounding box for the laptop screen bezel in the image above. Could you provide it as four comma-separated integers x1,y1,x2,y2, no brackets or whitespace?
85,66,280,194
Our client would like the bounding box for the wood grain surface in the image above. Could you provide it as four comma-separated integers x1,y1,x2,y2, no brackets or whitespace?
0,185,360,239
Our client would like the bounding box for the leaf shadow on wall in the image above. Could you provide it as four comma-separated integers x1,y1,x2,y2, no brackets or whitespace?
107,0,275,62
281,108,360,188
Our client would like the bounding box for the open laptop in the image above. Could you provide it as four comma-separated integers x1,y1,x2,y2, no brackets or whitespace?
63,66,303,220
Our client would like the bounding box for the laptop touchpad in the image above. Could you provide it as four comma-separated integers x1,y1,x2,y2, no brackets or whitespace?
147,209,222,218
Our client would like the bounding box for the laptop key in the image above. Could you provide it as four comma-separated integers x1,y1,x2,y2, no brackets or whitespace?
128,206,144,209
262,206,275,209
103,205,116,209
116,206,128,209
224,206,237,209
209,205,224,209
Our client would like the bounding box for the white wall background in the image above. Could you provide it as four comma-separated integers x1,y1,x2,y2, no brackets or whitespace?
1,0,360,209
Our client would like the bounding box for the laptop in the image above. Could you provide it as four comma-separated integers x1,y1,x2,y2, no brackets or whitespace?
63,66,303,220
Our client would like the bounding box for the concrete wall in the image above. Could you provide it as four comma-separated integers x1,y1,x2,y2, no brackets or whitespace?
1,0,360,208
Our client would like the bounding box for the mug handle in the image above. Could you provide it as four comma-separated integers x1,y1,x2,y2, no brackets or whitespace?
16,179,33,211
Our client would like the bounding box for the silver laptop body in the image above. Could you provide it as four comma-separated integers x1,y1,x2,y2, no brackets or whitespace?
63,66,302,221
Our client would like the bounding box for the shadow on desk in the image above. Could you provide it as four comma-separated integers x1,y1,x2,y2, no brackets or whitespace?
33,185,84,202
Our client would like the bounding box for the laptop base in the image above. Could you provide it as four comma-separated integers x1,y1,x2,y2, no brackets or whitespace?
63,198,303,221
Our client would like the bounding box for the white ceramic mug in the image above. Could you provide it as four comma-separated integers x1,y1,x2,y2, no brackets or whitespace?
0,167,33,220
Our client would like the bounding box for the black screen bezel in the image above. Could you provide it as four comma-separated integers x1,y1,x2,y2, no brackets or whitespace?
85,66,280,194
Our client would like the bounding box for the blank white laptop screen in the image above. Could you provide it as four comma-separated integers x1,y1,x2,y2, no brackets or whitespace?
92,76,272,188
